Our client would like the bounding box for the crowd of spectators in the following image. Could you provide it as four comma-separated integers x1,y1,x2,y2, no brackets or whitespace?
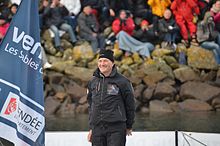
0,0,220,64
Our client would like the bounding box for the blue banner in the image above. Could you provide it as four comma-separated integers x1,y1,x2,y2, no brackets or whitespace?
0,0,45,145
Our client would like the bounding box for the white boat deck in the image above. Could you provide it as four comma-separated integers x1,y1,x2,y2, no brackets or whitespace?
46,131,220,146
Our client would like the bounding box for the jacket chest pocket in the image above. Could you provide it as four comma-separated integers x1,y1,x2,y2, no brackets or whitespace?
107,84,119,95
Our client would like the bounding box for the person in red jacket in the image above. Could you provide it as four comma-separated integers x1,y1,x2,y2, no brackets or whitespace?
0,14,9,42
112,10,135,36
171,0,200,46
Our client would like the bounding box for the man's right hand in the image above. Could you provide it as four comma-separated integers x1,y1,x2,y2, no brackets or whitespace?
87,130,92,142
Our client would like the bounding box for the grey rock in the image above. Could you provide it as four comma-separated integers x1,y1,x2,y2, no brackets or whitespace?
64,81,87,99
134,84,145,100
142,85,156,102
179,99,212,111
149,100,173,112
187,46,218,69
75,103,89,113
143,71,167,86
212,97,220,108
154,82,177,99
64,66,94,83
200,70,217,82
140,107,150,114
79,95,88,105
174,66,200,82
52,60,76,72
180,81,220,101
45,96,61,116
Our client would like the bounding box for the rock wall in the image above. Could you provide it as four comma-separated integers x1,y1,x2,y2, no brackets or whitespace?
43,31,220,116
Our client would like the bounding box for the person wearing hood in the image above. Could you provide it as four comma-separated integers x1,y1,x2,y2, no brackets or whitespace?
197,11,220,64
87,49,135,146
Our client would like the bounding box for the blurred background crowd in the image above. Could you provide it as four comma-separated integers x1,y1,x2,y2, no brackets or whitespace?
0,0,220,65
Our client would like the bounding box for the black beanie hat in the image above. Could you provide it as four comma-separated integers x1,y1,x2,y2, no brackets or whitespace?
99,49,114,62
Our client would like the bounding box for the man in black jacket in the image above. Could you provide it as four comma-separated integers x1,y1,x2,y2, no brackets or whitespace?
87,49,135,146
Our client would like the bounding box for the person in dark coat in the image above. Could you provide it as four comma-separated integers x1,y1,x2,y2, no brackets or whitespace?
158,9,180,49
77,4,105,53
133,19,159,45
42,0,77,51
87,49,135,146
131,0,153,23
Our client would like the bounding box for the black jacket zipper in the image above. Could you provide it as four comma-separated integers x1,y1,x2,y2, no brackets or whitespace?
100,74,105,121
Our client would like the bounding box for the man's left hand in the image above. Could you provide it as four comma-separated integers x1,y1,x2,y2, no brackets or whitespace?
126,129,132,136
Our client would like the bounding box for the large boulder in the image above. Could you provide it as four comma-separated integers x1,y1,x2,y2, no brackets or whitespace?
156,59,175,79
143,59,174,79
212,97,220,110
132,53,143,64
149,100,173,112
140,106,150,114
61,39,73,49
87,59,98,69
64,66,94,82
55,92,68,102
47,55,62,64
121,56,134,65
174,66,200,82
154,82,177,99
51,60,76,72
48,72,64,85
56,97,75,116
50,83,65,93
73,42,94,61
163,55,178,65
200,70,217,82
79,95,88,105
129,75,142,86
187,46,217,69
169,101,181,112
133,67,146,79
42,30,53,42
151,48,174,57
44,41,57,55
143,71,167,86
134,84,145,100
179,99,212,111
75,103,89,113
64,81,87,99
180,81,220,101
45,96,61,116
142,85,156,102
62,48,73,60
